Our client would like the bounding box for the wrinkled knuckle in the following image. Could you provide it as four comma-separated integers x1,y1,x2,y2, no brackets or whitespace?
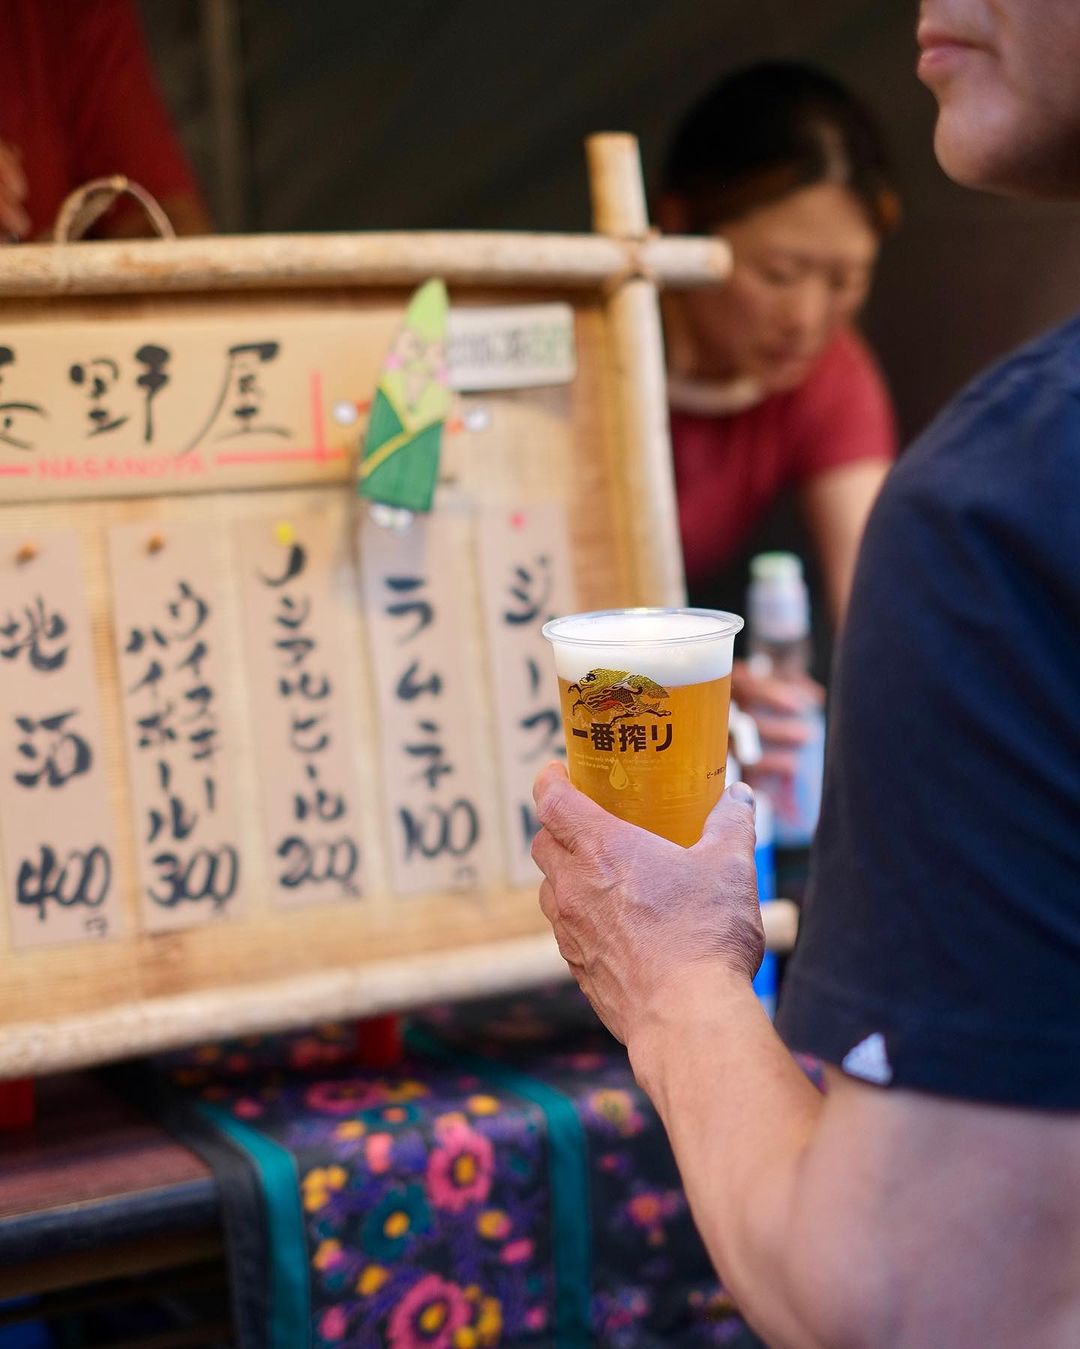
720,848,758,898
732,810,759,850
555,932,575,958
555,929,584,966
589,848,624,898
536,786,568,834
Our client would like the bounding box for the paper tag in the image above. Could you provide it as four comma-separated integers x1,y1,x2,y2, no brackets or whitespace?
0,532,123,948
236,513,364,906
359,514,497,895
478,505,575,885
108,523,245,931
447,305,576,391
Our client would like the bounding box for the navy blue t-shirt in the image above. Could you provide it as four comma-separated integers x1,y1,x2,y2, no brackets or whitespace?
777,315,1080,1108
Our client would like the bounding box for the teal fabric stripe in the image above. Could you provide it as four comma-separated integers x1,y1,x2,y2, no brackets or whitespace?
406,1024,593,1347
192,1099,311,1349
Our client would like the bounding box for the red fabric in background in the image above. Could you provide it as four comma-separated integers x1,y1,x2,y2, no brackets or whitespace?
0,0,199,238
672,328,898,582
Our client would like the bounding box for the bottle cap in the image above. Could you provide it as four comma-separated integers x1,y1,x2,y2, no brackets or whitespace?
750,551,803,583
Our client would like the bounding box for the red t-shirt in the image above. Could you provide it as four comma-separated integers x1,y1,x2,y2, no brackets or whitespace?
0,0,199,238
672,328,898,582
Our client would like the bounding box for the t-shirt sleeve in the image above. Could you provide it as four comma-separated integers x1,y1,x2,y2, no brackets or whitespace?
776,337,1080,1108
785,329,898,482
60,0,200,209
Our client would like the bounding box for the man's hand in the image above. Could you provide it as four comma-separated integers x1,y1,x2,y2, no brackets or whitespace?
0,140,30,241
531,761,764,1048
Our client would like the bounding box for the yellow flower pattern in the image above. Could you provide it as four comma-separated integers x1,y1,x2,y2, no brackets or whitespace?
357,1264,390,1296
301,1163,347,1212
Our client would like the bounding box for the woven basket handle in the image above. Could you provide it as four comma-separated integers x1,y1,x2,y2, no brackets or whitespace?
52,175,175,243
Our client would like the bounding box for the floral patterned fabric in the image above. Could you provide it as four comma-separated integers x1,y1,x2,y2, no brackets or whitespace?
153,986,772,1348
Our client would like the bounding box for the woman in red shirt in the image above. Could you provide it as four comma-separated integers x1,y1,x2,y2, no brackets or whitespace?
658,64,900,763
660,64,899,623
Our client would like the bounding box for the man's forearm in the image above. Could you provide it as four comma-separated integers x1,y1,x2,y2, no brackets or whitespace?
628,966,840,1348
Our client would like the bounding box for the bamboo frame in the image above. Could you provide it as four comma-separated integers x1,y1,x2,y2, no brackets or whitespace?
0,230,730,298
587,133,686,606
0,135,754,1078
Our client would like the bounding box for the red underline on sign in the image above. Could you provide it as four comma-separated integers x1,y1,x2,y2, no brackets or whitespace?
213,370,340,467
0,464,32,476
214,447,348,466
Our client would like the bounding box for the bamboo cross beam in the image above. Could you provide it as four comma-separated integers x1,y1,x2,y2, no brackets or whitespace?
0,903,797,1078
0,229,731,298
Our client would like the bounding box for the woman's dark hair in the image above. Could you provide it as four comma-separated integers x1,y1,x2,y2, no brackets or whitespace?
662,62,899,237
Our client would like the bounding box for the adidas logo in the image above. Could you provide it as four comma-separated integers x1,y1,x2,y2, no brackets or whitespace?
841,1032,893,1086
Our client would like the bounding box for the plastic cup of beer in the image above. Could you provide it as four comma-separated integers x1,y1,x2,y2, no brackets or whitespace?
541,607,744,847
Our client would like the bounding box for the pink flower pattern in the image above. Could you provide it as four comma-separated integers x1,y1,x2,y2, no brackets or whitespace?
318,1305,347,1341
386,1274,470,1349
365,1131,394,1174
304,1079,386,1115
425,1118,494,1212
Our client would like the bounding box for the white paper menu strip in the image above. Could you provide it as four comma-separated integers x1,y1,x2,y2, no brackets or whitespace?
108,522,246,932
0,531,124,949
477,504,575,886
235,512,364,907
359,514,498,896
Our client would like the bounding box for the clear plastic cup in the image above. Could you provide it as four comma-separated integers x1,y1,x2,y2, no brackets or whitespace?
542,607,743,846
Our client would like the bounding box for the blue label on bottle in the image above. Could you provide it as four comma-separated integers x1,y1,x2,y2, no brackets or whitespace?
754,799,778,1017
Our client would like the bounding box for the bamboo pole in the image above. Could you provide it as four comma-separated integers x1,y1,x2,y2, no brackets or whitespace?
0,230,731,299
200,0,251,232
586,133,690,607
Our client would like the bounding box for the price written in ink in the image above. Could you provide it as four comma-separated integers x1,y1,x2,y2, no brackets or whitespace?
0,532,123,948
360,516,497,896
237,514,364,907
109,523,246,932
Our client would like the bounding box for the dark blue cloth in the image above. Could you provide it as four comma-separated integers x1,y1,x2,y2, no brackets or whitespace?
777,314,1080,1108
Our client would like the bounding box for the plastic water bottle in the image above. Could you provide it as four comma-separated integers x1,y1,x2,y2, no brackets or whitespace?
746,552,825,848
726,742,778,1019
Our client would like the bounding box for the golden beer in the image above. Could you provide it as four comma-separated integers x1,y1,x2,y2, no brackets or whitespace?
543,609,743,847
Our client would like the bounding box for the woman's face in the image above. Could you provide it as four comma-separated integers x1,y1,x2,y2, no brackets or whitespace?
677,182,880,394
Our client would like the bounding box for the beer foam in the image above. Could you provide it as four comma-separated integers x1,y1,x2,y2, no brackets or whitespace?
545,610,740,686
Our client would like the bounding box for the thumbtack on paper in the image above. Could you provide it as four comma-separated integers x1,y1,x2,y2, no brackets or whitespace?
274,520,296,547
147,532,166,554
463,406,491,433
14,541,37,565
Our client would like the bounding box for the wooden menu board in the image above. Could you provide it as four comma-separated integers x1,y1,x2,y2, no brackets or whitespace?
0,136,730,1077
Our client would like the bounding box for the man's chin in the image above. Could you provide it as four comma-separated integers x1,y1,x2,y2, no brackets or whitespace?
931,103,1071,197
933,115,1002,190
